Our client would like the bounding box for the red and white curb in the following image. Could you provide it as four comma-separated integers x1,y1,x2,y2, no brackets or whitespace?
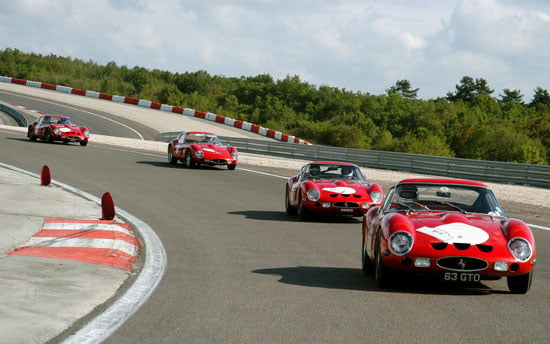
1,75,311,144
8,218,140,271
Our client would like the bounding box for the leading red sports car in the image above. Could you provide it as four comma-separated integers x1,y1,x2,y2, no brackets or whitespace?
27,114,89,146
167,131,238,170
361,178,536,293
285,162,383,219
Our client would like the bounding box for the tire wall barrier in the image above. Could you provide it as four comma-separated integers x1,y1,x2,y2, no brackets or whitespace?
0,101,27,127
156,132,550,189
0,75,309,145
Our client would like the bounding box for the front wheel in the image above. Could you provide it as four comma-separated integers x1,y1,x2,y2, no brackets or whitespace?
184,150,196,168
297,192,310,220
375,235,393,288
27,127,37,141
227,163,237,170
285,187,297,215
44,129,53,143
168,147,177,165
80,140,88,147
507,271,533,294
362,237,375,276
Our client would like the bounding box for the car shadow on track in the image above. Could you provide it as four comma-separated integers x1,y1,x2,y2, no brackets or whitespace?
228,210,362,223
137,161,233,170
252,266,505,295
228,210,296,222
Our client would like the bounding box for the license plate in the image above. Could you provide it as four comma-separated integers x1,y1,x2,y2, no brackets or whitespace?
443,272,481,283
340,208,353,212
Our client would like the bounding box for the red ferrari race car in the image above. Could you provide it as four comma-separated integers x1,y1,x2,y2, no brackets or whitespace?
27,114,90,146
285,162,383,219
361,178,536,293
167,131,238,170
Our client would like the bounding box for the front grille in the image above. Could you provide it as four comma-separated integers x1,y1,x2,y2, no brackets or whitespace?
333,202,359,208
437,257,488,271
431,243,493,253
211,159,227,164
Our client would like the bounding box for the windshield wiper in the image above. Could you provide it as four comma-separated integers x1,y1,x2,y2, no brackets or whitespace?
433,201,467,213
390,201,430,212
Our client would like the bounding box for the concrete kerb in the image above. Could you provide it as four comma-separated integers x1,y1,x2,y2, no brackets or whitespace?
0,162,167,344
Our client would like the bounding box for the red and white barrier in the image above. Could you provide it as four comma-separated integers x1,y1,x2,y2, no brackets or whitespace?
0,75,311,144
8,218,140,271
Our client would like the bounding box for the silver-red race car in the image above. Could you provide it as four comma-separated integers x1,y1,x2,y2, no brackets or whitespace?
167,131,238,170
361,178,536,293
285,161,383,219
27,114,90,146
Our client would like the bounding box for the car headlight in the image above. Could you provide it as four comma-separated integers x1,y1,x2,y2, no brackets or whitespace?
388,231,414,256
508,237,532,262
53,128,60,135
306,188,320,201
195,150,204,159
231,151,238,159
83,130,90,137
370,191,382,204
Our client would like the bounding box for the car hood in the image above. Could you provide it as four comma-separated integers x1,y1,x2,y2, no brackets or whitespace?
194,144,233,157
310,179,369,195
52,124,85,133
405,212,505,245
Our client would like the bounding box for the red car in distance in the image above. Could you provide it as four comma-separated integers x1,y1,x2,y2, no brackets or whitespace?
27,114,90,146
361,178,536,293
285,162,384,219
167,131,238,170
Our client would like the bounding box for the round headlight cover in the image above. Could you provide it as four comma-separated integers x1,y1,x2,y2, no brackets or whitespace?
306,188,320,201
231,151,238,159
195,150,204,158
370,191,382,204
508,237,532,262
389,231,414,256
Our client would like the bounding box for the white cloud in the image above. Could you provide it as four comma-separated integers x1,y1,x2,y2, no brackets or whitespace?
0,0,548,100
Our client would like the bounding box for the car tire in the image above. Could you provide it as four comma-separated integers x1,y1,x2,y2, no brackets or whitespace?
227,164,237,170
44,129,53,143
507,271,533,294
375,234,393,288
285,187,297,215
297,192,310,220
80,140,88,147
168,147,177,165
362,236,375,276
27,127,37,141
184,150,196,168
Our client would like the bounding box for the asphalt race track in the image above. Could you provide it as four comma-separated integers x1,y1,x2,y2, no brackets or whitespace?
1,88,549,343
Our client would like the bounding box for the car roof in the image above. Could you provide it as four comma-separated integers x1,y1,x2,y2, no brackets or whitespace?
186,131,215,135
40,114,69,118
308,161,358,166
397,178,489,188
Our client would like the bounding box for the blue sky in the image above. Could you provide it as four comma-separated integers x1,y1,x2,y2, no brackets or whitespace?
1,0,549,101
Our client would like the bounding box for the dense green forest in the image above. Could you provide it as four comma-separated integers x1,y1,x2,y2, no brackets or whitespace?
1,48,549,164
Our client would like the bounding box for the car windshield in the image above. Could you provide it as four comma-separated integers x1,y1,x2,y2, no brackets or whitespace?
383,183,506,217
55,117,76,125
304,164,366,181
185,133,221,144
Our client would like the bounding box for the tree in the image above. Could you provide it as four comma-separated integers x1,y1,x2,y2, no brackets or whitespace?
499,88,523,104
447,76,494,103
386,79,419,99
529,87,550,107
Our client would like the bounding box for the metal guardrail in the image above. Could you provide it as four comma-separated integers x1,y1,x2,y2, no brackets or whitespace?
0,103,27,127
156,132,550,189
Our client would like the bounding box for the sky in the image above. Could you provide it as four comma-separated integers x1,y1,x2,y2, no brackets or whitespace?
1,0,549,101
